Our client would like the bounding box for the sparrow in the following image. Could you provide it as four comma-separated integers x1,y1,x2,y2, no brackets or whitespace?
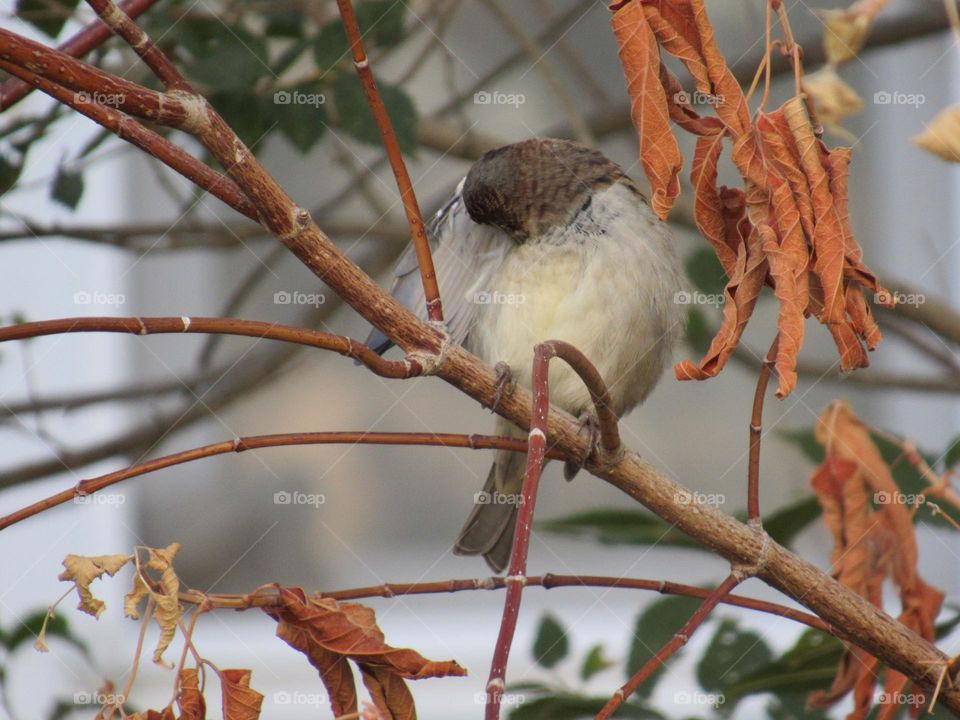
366,138,685,572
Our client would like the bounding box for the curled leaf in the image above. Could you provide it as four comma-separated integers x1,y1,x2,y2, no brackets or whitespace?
58,554,132,619
802,66,863,132
915,105,960,163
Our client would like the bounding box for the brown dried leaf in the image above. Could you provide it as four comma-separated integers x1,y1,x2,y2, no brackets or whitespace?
220,668,264,720
58,553,131,619
691,128,738,276
758,111,816,242
360,665,416,720
177,668,206,720
266,587,466,719
610,0,683,219
821,0,891,65
915,105,960,163
759,222,805,397
124,543,183,665
802,66,864,131
642,1,710,91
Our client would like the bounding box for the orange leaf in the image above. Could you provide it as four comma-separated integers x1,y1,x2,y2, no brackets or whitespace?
220,669,264,720
691,128,738,276
759,222,805,397
360,665,416,720
177,669,206,720
610,0,683,220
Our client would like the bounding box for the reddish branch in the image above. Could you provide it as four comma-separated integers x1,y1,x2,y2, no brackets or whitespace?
595,573,743,719
336,0,443,322
748,336,780,522
0,0,158,109
182,575,831,633
0,316,420,378
0,431,563,531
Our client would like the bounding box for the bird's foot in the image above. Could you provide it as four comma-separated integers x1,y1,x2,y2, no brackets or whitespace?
490,361,516,413
564,412,601,481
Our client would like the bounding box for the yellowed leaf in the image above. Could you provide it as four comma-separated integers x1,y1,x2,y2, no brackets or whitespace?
802,66,863,131
915,105,960,163
58,553,132,619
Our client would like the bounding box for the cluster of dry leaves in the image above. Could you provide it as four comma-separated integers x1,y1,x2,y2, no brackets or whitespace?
610,0,893,398
809,402,945,719
51,546,463,719
804,0,960,162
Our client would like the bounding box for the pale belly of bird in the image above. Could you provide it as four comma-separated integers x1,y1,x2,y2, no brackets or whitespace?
467,225,684,419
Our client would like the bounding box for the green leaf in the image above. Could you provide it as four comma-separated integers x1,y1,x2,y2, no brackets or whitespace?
16,0,81,38
532,613,568,669
179,19,270,91
275,84,328,152
684,247,728,297
540,508,702,550
778,427,825,465
580,644,614,682
4,610,89,656
762,496,822,548
0,154,23,196
724,629,840,703
943,435,960,470
509,694,663,719
51,166,84,209
333,74,417,153
264,9,305,38
314,0,407,71
696,618,773,694
209,91,276,151
684,307,713,356
627,595,705,698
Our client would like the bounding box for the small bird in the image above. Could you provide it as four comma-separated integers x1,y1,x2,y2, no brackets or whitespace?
366,138,685,572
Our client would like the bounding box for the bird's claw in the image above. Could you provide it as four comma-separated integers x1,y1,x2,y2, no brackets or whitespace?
564,412,601,481
490,362,516,413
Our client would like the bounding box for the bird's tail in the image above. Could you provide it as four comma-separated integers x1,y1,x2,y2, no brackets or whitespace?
453,421,526,573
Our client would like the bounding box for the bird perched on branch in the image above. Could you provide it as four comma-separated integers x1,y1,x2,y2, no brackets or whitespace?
366,138,685,572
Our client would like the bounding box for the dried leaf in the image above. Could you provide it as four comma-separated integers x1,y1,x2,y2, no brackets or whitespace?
691,128,738,275
265,587,466,719
610,0,683,219
821,0,890,65
58,553,131,619
915,105,960,163
802,66,863,131
124,544,183,665
220,668,264,720
759,222,805,397
177,668,206,720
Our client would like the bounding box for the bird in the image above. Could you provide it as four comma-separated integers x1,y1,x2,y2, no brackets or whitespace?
366,137,685,573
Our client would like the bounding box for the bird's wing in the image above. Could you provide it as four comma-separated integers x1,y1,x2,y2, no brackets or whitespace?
365,181,513,354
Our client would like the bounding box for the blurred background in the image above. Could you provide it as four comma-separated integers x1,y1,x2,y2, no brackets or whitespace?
0,0,959,717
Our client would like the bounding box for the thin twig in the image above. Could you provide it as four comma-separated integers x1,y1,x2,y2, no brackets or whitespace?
336,0,443,322
748,336,779,522
594,573,742,719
